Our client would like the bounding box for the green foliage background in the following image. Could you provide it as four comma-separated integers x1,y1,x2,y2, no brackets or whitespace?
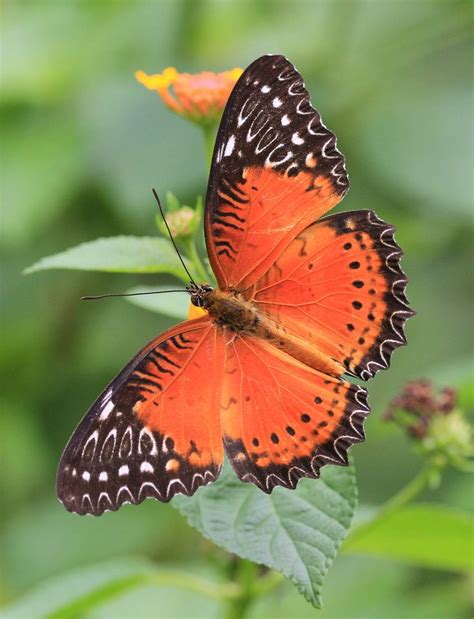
1,1,473,617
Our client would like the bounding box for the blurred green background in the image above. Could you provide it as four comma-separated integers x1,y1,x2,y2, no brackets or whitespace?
1,1,473,617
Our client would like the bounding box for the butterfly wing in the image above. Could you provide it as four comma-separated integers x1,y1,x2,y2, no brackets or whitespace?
247,209,415,380
57,317,225,515
205,54,348,290
220,332,369,491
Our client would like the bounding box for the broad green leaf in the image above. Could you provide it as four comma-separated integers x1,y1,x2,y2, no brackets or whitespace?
24,236,190,280
174,460,357,608
2,559,221,619
3,560,154,619
343,504,474,571
124,286,189,319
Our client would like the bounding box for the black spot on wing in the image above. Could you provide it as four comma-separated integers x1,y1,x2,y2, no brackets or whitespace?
222,384,370,494
322,209,416,380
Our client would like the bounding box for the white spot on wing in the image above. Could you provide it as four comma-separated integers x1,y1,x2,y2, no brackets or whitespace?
261,85,271,93
119,464,129,477
281,114,290,126
291,132,304,145
82,471,91,482
101,389,112,405
272,97,282,108
99,471,108,482
224,135,235,157
140,461,154,474
305,153,317,168
100,400,114,421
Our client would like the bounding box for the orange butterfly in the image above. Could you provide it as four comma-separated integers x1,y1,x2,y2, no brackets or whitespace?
57,55,414,515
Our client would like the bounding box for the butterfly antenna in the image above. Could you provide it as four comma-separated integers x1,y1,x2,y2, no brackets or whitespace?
82,289,188,301
152,188,198,286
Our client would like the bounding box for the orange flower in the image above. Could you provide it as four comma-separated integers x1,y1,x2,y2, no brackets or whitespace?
135,66,243,125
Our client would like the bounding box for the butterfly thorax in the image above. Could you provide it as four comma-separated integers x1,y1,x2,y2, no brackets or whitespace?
200,289,260,334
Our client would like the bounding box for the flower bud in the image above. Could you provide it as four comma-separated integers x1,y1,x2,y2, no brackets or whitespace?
163,207,195,239
385,379,473,470
421,410,473,467
156,194,202,242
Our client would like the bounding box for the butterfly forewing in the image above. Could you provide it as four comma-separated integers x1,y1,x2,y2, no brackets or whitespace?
57,317,225,516
205,54,349,291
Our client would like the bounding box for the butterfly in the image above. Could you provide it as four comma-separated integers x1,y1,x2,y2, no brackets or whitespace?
57,55,414,516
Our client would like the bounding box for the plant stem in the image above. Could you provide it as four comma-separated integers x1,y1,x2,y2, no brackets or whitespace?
376,460,442,518
223,561,283,619
202,123,217,171
147,570,239,602
224,560,257,619
344,458,446,548
254,570,284,597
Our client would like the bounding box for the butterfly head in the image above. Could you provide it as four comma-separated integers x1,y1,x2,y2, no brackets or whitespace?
187,283,213,308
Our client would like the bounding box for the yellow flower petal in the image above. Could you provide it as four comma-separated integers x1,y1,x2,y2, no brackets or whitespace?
227,68,244,81
188,303,207,320
135,66,244,125
135,67,178,91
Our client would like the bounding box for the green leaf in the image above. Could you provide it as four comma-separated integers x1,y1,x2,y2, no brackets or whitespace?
2,559,154,618
124,286,189,319
343,504,474,571
173,460,357,608
24,236,190,279
2,559,222,619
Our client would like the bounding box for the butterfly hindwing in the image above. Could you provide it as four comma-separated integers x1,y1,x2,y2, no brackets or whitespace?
57,317,225,515
205,54,349,291
249,209,415,380
220,333,369,491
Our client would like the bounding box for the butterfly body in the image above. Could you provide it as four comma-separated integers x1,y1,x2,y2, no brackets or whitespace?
200,288,260,333
57,55,414,516
196,287,342,377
